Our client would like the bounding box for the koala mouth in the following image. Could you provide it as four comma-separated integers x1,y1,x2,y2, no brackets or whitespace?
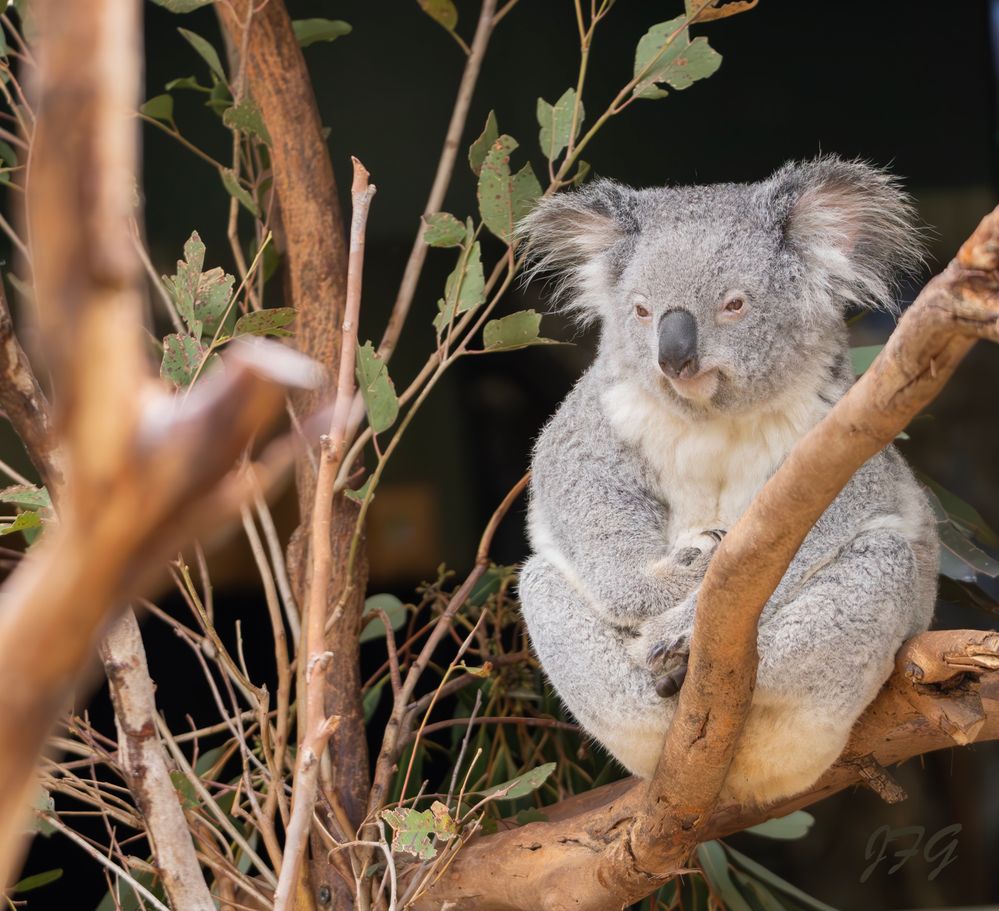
667,367,720,402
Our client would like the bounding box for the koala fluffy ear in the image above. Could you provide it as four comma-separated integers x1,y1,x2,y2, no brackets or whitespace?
517,179,639,320
765,156,924,313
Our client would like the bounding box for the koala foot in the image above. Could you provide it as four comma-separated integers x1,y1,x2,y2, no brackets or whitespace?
647,634,690,699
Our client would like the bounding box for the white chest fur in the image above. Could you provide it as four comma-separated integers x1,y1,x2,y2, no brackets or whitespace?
601,380,826,542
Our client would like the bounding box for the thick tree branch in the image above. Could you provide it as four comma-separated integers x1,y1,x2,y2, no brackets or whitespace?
416,204,999,911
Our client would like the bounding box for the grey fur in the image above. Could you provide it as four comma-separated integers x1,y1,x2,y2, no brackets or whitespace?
517,157,938,805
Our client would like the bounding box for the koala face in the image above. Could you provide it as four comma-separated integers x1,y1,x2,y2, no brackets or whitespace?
520,157,922,418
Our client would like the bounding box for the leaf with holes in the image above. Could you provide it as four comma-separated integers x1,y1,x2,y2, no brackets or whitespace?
193,267,234,337
178,28,225,80
160,333,204,387
139,94,175,126
417,0,458,32
293,18,352,47
233,307,296,339
222,100,271,144
220,168,259,216
469,110,499,176
355,342,399,434
633,16,722,100
475,762,556,801
381,801,456,861
434,241,485,332
0,511,40,536
537,88,583,162
477,135,541,243
164,231,206,336
423,212,466,248
360,594,407,643
483,309,560,352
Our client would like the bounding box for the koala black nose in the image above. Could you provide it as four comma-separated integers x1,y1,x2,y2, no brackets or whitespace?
658,309,699,379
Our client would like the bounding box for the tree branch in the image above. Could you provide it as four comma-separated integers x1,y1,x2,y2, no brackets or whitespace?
414,203,999,910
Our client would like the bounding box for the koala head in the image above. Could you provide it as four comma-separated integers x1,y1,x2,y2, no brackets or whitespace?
519,157,923,418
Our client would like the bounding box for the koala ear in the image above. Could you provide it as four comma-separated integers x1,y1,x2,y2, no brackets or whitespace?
517,179,639,320
765,156,924,312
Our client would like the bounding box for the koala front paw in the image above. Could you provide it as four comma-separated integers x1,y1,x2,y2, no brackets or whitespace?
647,634,690,699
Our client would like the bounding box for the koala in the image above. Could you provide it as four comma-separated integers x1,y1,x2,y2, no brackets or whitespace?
517,157,940,806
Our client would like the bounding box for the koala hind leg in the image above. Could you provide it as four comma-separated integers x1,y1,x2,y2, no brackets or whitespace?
723,530,926,806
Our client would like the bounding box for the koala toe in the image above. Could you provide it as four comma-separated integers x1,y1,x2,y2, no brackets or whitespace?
647,634,689,672
655,663,688,698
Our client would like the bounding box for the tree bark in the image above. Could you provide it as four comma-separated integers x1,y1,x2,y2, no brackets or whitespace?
414,203,999,911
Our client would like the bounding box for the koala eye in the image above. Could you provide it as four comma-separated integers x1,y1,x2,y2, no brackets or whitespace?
720,293,748,320
634,302,652,323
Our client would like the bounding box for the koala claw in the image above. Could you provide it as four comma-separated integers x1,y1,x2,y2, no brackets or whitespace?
704,528,727,543
647,635,689,671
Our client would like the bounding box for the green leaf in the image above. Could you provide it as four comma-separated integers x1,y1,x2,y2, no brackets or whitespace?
355,341,399,434
381,801,457,860
537,88,583,162
169,770,199,809
233,307,296,338
744,810,815,841
193,267,234,337
633,16,722,100
360,594,407,644
921,476,999,547
569,159,591,188
0,138,19,168
850,344,883,376
423,212,466,248
164,231,205,336
222,99,271,144
160,333,203,387
513,808,548,825
939,522,999,578
12,868,63,894
0,511,40,536
434,241,485,332
731,869,790,911
363,676,388,722
417,0,458,32
697,841,755,911
345,477,372,504
206,74,232,116
28,789,54,837
220,168,260,216
483,309,559,352
165,75,210,93
178,28,226,80
0,484,50,510
477,135,541,243
151,0,212,11
475,761,556,801
139,94,175,126
725,844,839,911
468,110,499,176
293,18,352,48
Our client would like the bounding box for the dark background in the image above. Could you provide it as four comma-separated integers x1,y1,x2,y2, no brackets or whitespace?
15,1,999,908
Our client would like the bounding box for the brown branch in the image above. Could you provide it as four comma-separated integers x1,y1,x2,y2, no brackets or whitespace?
414,203,999,909
0,0,316,887
272,159,376,911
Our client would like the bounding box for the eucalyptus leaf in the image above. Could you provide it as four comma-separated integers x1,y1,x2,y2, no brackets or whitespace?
220,167,260,216
939,522,999,578
355,342,399,434
744,810,815,841
0,137,18,169
0,484,50,510
139,94,175,125
165,231,205,335
381,801,456,860
345,477,372,504
151,0,212,11
633,16,722,100
423,212,466,247
469,110,499,176
477,135,541,243
725,845,839,911
178,28,226,80
731,869,790,911
417,0,458,32
293,18,352,48
697,841,755,911
483,309,559,352
434,241,485,332
160,333,203,387
193,267,234,337
360,594,407,643
233,307,296,338
475,761,556,800
222,99,271,144
0,510,40,536
165,75,210,93
11,868,62,894
364,676,388,722
537,88,583,161
850,344,883,376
